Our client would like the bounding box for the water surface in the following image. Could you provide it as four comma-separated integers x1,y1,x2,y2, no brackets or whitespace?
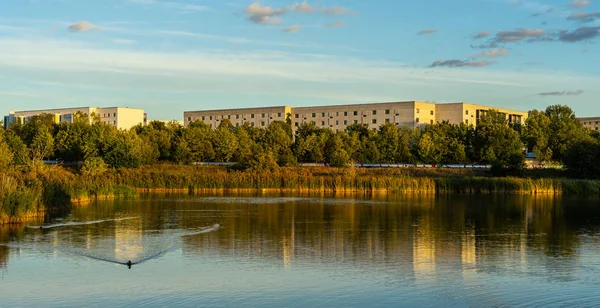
1,193,600,307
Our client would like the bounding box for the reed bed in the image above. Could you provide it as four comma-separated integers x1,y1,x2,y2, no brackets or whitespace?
1,165,598,224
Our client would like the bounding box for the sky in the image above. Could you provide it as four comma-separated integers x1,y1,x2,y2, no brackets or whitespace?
0,0,599,120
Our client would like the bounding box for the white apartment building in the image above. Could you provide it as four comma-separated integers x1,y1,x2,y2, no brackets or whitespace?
579,117,600,132
4,106,146,130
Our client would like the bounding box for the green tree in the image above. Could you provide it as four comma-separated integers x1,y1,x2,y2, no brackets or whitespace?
0,132,14,170
544,105,591,163
473,110,524,164
325,132,350,167
213,125,238,162
30,126,54,162
522,110,552,164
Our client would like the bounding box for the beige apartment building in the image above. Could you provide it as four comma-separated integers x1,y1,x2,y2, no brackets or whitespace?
4,106,146,130
579,117,600,132
184,101,528,131
185,106,292,129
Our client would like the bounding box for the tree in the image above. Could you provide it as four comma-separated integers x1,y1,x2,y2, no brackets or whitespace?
0,132,14,170
377,123,412,163
473,110,524,164
213,125,238,162
183,121,215,162
31,126,54,162
522,110,552,164
564,141,600,179
325,132,350,167
545,105,591,163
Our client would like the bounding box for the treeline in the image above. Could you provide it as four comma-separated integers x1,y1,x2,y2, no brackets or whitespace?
0,105,599,177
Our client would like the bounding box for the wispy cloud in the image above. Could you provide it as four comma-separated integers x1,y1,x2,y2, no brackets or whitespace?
324,21,345,28
567,12,600,23
538,90,584,96
571,0,592,8
127,0,208,13
243,2,353,25
417,29,437,35
320,5,353,16
287,1,313,13
429,59,496,68
473,31,491,39
470,48,509,58
67,21,98,32
284,24,301,33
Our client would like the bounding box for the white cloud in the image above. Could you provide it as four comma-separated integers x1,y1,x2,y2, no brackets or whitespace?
245,2,286,24
287,1,313,13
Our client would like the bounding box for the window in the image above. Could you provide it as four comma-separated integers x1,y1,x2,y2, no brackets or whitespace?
336,112,339,116
261,113,265,118
385,110,390,115
202,116,205,121
295,122,299,127
228,115,231,119
210,116,213,120
372,119,377,124
294,114,299,118
251,114,255,119
430,111,434,116
321,121,325,126
354,120,358,124
416,118,420,123
416,109,420,114
336,120,339,125
430,120,434,125
321,112,325,117
210,124,213,128
353,111,358,116
385,119,390,123
251,122,255,127
261,122,265,126
114,120,117,125
344,120,348,125
372,110,377,115
188,117,191,121
278,113,282,117
236,115,240,119
466,120,469,125
465,110,469,115
344,111,348,116
236,123,239,127
114,113,116,117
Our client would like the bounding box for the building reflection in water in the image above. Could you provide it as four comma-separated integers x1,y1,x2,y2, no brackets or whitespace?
0,193,598,283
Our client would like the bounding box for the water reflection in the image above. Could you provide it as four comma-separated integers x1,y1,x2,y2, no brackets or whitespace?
1,193,599,306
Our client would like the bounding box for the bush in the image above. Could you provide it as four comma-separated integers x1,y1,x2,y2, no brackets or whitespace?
81,156,108,177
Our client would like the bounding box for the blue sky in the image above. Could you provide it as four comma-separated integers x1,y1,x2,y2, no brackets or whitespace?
0,0,599,120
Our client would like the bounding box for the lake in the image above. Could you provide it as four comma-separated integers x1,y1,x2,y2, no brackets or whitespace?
1,193,600,307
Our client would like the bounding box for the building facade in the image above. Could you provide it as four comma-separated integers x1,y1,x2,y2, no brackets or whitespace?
184,101,528,131
4,106,145,130
579,117,600,131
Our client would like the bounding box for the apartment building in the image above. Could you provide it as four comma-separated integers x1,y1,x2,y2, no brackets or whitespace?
185,106,292,129
4,106,146,130
184,101,528,131
579,117,600,131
